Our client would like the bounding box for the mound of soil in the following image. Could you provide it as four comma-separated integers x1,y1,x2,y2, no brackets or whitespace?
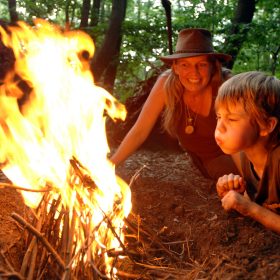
0,149,280,279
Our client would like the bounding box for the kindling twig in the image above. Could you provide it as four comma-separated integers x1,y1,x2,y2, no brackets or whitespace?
27,241,38,280
0,250,15,274
99,206,136,264
116,270,141,279
0,182,51,192
129,165,146,188
70,156,97,189
36,249,48,280
11,212,65,270
61,206,70,262
63,210,77,280
20,201,44,277
124,214,183,264
20,235,36,276
0,251,24,279
36,254,50,280
134,261,191,276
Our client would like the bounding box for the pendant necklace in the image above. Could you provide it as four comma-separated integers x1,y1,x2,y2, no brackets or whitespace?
184,103,198,134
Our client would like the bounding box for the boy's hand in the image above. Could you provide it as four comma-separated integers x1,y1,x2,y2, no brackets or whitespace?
221,190,245,211
216,173,246,198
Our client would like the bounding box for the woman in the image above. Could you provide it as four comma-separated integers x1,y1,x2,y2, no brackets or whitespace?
110,28,239,180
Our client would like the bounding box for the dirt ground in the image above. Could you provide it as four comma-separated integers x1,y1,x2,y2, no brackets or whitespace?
115,149,280,279
0,148,280,279
0,172,25,277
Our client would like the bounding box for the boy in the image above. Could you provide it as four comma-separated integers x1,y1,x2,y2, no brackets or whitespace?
214,71,280,234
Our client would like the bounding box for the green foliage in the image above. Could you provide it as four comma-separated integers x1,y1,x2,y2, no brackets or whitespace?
2,0,279,99
16,0,69,24
232,0,280,77
0,0,10,21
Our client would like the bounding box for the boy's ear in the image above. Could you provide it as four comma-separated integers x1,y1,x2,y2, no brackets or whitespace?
260,117,278,136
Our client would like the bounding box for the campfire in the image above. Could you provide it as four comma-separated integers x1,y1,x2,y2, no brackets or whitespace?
0,18,132,278
0,19,199,279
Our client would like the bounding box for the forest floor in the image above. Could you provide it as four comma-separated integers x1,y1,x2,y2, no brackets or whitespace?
0,148,280,279
114,148,280,279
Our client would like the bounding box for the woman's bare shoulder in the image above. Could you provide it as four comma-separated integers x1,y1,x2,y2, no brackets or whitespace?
153,69,170,87
159,69,171,78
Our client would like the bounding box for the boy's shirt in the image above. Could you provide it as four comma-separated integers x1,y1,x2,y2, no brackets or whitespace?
241,145,280,213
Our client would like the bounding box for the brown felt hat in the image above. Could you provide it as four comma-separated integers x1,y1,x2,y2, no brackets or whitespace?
160,28,232,65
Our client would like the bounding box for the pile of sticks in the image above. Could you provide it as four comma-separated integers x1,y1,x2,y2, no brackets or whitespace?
0,161,199,279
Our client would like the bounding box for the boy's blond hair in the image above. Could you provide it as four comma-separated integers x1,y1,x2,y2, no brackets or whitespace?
215,71,280,146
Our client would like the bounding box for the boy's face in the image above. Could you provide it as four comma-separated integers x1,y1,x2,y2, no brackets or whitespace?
215,102,259,154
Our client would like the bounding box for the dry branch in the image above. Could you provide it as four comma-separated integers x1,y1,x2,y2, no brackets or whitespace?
11,212,65,270
0,182,51,192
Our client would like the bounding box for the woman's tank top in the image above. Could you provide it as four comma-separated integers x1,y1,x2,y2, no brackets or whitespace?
176,101,224,163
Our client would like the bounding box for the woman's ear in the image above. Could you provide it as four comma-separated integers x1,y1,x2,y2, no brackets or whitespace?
260,117,278,136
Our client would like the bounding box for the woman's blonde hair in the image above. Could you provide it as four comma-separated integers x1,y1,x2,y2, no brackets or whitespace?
162,57,224,137
215,71,280,146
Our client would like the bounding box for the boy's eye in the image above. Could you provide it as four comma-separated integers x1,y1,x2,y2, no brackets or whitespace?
216,115,238,122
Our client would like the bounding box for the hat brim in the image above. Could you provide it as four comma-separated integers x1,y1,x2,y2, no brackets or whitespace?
160,52,232,65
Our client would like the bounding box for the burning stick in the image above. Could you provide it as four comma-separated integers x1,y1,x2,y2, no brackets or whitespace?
0,182,51,192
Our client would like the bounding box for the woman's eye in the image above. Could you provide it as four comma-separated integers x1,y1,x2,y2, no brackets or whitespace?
199,63,208,67
178,63,189,68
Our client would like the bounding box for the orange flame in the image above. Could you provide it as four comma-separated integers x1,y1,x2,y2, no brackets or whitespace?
0,18,130,274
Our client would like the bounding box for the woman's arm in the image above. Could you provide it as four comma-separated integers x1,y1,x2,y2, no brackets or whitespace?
110,74,167,165
221,190,280,235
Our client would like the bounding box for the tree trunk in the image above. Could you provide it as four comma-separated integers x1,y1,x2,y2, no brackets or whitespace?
271,46,280,75
80,0,91,28
90,0,101,26
65,0,78,27
102,35,122,93
65,0,70,24
91,0,127,85
100,1,107,24
71,1,78,25
161,0,173,55
8,0,18,23
223,0,256,69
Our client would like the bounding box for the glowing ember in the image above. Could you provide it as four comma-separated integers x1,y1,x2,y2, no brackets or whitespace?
0,18,130,276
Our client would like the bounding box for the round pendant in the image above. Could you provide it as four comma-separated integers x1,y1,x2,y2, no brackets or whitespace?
185,125,194,134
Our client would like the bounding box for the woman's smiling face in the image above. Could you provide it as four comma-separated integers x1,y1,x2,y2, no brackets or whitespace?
173,55,213,93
